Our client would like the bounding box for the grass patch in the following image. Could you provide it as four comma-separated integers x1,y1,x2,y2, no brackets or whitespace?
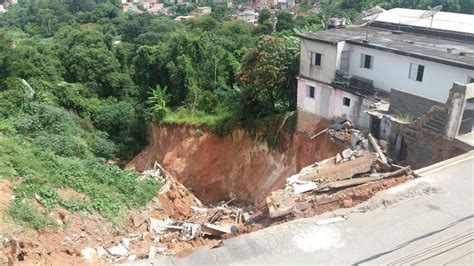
1,133,162,228
8,200,57,231
395,113,414,123
161,107,296,147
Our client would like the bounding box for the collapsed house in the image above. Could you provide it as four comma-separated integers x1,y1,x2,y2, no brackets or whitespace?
267,119,413,218
295,8,474,168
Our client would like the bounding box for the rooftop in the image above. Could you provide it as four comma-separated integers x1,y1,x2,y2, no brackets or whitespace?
374,8,474,35
298,27,474,70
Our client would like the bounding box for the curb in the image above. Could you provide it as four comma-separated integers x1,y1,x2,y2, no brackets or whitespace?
414,150,474,177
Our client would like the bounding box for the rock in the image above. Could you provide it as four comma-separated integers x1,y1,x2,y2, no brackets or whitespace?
161,232,178,243
242,212,251,222
342,149,353,159
81,247,97,261
155,245,166,254
128,254,136,261
96,246,106,258
335,153,342,164
362,139,369,149
132,215,148,228
148,246,156,259
107,243,128,257
149,218,167,234
190,206,208,214
121,238,131,249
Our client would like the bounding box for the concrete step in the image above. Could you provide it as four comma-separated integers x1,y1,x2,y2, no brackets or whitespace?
422,123,444,134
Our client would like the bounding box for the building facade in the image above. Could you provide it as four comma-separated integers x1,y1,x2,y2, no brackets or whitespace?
296,8,474,165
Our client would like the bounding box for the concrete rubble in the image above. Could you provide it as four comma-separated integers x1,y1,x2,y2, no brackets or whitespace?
81,163,255,263
267,119,413,218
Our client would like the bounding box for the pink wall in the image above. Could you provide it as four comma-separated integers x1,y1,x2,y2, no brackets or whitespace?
297,77,374,130
297,79,305,110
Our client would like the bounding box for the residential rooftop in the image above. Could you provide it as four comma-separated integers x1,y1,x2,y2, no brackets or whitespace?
374,8,474,35
298,27,474,70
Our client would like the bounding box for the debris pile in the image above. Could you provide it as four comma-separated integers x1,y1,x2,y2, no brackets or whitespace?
267,121,413,218
79,162,254,263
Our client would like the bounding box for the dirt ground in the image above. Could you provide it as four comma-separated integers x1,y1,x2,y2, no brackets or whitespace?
126,122,342,206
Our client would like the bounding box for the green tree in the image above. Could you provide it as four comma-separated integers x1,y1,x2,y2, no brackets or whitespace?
276,12,294,32
237,36,298,114
258,9,272,24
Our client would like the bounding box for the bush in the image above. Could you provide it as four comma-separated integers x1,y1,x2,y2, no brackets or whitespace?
32,133,90,158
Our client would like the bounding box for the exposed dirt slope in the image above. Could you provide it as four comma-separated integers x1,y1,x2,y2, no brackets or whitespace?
127,122,341,206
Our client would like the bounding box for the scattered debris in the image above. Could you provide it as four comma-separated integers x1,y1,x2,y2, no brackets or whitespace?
266,191,296,218
96,247,106,258
148,246,156,259
107,242,128,258
266,119,414,219
368,133,388,164
292,182,318,195
201,224,233,237
81,247,97,261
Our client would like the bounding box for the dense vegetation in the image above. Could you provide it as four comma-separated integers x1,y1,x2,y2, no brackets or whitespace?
0,0,471,229
0,0,302,229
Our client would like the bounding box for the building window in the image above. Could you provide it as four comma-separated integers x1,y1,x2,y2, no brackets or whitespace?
306,85,315,99
310,52,322,66
343,97,351,106
360,54,373,69
468,76,474,84
409,63,425,82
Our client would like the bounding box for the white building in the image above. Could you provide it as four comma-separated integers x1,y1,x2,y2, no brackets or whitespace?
237,10,259,24
296,10,474,133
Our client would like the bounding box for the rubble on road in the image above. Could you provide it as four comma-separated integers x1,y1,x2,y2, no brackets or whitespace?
267,119,414,218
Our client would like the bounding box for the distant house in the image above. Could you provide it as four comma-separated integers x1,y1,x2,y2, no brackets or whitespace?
195,6,212,15
174,15,196,21
237,10,259,24
147,3,164,14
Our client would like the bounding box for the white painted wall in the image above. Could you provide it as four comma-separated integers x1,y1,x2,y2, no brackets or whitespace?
344,45,474,102
300,39,338,84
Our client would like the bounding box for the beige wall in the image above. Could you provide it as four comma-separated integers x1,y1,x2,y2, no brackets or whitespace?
299,39,338,84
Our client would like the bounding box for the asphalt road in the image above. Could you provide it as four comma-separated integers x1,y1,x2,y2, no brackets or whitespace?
132,153,474,265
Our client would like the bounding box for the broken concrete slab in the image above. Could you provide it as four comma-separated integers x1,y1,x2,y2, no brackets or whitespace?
299,152,377,182
149,218,184,234
266,192,296,218
107,243,128,257
201,223,233,237
292,182,318,195
342,149,353,159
